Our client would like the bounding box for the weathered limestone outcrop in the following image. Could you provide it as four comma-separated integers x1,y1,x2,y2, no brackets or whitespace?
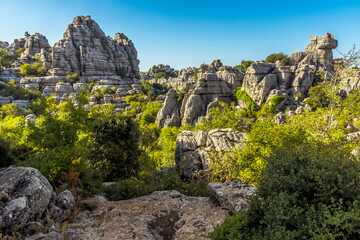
208,181,257,214
8,32,52,68
29,191,229,240
0,167,74,234
48,16,139,78
155,89,182,127
175,129,247,178
242,33,338,109
142,64,179,80
155,60,243,126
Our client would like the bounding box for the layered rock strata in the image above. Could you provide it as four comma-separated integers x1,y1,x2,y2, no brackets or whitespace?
175,129,247,178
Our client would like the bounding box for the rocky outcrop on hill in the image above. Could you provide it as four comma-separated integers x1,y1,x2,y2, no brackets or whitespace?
156,60,243,127
142,64,179,80
7,32,52,68
48,16,139,78
175,129,247,178
0,16,142,110
0,167,74,235
242,33,338,109
155,89,182,127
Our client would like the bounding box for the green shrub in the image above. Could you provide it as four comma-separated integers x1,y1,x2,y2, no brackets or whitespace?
0,136,12,168
154,72,167,81
235,89,257,117
303,84,329,110
0,80,42,101
234,60,254,74
66,73,79,84
19,61,44,77
16,48,24,57
265,52,290,65
210,142,360,239
0,48,16,69
89,105,141,181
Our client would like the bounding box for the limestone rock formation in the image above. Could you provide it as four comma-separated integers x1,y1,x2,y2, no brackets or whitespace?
30,191,229,240
175,129,247,178
154,60,243,126
180,66,237,125
0,167,74,234
0,167,53,231
142,64,179,80
208,181,257,213
155,89,182,127
48,16,139,78
242,33,338,109
8,32,52,67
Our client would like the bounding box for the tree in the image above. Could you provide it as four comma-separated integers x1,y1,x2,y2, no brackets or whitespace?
265,52,289,65
210,142,360,239
234,60,254,74
89,105,141,180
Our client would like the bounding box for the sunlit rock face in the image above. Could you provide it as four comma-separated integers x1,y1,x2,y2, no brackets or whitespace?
242,33,338,109
48,15,140,78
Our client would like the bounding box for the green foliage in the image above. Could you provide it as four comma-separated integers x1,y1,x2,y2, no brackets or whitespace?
142,80,169,99
15,48,24,57
211,142,360,240
0,136,12,168
176,88,188,101
0,80,42,101
202,102,246,131
100,87,108,95
65,73,79,84
139,101,163,127
154,71,167,81
235,89,257,117
89,105,141,181
207,120,308,185
303,84,330,110
265,52,290,65
19,61,44,77
234,60,254,74
105,169,211,201
0,48,16,69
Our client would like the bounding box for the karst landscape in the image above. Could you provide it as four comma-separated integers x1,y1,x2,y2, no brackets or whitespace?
2,3,360,240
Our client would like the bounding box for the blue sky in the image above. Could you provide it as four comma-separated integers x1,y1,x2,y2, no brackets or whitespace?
1,0,360,71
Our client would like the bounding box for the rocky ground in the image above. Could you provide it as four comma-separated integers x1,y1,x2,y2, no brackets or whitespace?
0,167,255,240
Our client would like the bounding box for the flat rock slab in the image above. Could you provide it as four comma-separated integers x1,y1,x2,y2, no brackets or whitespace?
208,181,257,214
33,191,229,240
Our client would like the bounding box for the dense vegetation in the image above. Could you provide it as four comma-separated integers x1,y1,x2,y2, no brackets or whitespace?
1,47,360,239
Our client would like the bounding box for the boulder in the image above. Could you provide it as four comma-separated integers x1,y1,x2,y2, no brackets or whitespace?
0,167,53,231
40,191,229,240
175,129,247,178
155,89,181,127
208,181,257,213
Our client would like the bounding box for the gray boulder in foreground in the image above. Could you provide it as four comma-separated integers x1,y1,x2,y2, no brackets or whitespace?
0,167,75,234
208,181,257,214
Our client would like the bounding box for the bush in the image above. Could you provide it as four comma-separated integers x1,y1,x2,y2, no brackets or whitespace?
0,80,42,101
0,136,12,168
19,61,44,77
16,48,24,57
234,60,254,74
265,52,290,65
0,48,16,69
210,142,360,239
89,105,141,181
66,73,79,84
235,89,257,117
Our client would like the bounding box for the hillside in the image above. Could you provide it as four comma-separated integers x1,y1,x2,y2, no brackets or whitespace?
1,16,360,239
